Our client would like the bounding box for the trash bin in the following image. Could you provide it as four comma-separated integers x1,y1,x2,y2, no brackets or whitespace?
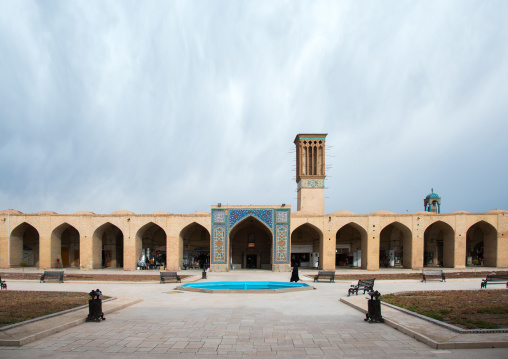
86,289,106,322
364,290,384,323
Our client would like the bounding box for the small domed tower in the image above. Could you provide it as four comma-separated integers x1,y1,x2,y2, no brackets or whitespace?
424,188,441,213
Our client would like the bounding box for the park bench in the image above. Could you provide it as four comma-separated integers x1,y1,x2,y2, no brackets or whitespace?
160,271,181,283
422,269,446,282
314,271,335,283
480,274,508,289
0,276,6,290
40,270,64,283
348,279,375,296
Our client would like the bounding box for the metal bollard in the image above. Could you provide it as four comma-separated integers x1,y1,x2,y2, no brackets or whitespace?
86,289,106,322
364,290,384,323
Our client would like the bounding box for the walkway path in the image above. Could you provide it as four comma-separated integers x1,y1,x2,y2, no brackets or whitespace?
0,270,507,358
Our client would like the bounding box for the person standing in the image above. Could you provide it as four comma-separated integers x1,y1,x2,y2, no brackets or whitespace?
290,263,300,282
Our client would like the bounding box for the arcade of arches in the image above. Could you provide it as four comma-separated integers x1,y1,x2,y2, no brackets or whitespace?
2,210,506,271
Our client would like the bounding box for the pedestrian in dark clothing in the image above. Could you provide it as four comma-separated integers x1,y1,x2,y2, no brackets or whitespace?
290,263,300,282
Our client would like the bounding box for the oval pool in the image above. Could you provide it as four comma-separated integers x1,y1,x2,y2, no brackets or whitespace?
177,281,312,293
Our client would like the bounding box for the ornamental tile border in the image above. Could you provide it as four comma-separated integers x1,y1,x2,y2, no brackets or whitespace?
229,209,274,230
211,208,290,265
298,179,324,189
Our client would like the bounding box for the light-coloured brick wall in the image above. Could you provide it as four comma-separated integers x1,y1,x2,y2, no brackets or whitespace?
1,209,507,271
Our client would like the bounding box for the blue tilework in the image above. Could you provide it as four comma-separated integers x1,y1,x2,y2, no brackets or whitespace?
229,209,274,231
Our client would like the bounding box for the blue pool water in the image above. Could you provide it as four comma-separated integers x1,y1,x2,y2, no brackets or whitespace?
181,281,309,290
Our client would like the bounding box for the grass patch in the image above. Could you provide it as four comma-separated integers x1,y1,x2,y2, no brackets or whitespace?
381,290,508,330
0,291,90,327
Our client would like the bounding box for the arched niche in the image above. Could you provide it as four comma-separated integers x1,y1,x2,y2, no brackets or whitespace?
51,223,80,268
10,223,39,268
92,223,124,269
291,223,323,269
229,216,272,270
335,222,367,269
379,222,412,269
179,222,210,270
423,221,455,268
466,221,497,267
135,222,167,269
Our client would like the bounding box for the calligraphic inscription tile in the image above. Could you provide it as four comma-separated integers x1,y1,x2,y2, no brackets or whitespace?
213,210,226,223
276,210,288,223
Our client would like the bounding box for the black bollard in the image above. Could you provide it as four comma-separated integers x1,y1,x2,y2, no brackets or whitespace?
364,290,384,323
86,289,106,322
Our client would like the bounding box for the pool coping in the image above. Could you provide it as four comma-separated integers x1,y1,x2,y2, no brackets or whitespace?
176,281,315,293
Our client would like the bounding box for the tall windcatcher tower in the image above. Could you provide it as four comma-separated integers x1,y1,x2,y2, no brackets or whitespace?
294,133,327,214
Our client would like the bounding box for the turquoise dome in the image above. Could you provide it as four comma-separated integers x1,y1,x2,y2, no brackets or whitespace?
426,189,440,199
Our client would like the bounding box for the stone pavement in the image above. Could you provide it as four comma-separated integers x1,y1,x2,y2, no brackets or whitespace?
0,269,507,358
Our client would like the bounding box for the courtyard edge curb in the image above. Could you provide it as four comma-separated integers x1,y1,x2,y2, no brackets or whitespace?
0,296,142,347
340,296,508,349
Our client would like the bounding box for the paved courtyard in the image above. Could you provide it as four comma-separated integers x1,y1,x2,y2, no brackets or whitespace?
1,269,507,358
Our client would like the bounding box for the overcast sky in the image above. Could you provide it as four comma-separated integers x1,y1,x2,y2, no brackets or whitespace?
1,1,507,215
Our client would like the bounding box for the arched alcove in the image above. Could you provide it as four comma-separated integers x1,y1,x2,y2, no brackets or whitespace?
92,223,124,269
379,222,412,269
466,221,497,267
229,216,272,270
291,223,323,269
135,222,167,269
423,221,455,268
10,223,39,268
51,223,80,268
179,223,210,270
335,222,367,269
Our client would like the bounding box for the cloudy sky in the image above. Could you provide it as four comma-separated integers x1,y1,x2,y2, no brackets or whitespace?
1,0,507,215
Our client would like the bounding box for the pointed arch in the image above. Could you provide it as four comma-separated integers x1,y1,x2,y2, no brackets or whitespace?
423,221,455,268
92,222,124,269
379,222,412,269
466,221,497,267
230,216,273,270
230,215,273,235
336,222,368,269
291,222,323,269
10,222,40,268
51,223,80,268
135,222,167,269
179,222,210,270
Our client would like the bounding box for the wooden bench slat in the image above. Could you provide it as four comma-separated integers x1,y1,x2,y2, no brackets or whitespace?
314,271,335,283
422,270,446,282
40,271,64,283
481,275,508,288
348,279,375,296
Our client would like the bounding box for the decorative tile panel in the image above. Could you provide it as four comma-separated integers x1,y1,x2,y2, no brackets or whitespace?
229,209,274,231
276,210,289,223
213,210,226,223
211,207,290,266
274,224,290,264
212,225,227,264
298,179,324,189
